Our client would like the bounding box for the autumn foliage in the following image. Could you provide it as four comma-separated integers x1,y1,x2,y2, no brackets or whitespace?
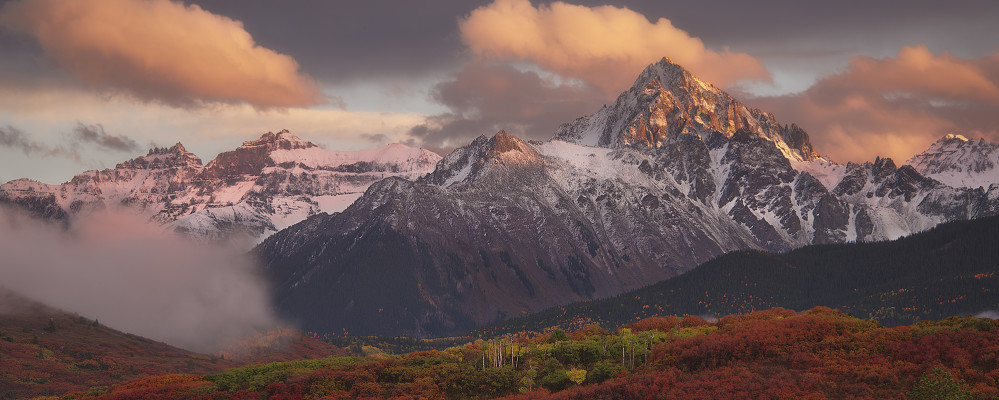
40,307,998,400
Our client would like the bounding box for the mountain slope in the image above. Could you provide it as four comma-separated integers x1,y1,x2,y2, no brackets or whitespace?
474,215,999,337
0,288,234,398
258,58,999,338
0,130,441,243
907,133,999,189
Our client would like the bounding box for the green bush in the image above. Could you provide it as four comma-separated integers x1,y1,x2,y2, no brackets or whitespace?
909,368,971,400
586,361,618,384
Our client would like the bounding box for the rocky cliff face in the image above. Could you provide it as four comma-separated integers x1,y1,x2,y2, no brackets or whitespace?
257,59,999,337
906,134,999,190
0,130,441,243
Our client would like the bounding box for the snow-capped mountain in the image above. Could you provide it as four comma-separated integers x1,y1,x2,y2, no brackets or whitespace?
0,130,441,242
906,134,999,189
257,58,999,337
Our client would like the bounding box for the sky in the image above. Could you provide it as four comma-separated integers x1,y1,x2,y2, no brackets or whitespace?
1,0,997,184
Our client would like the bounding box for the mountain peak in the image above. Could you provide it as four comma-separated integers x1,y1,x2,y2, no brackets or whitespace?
206,130,313,178
122,142,202,169
146,142,192,156
628,56,722,100
239,130,316,151
636,57,692,84
553,57,818,162
942,133,970,142
420,130,540,187
490,130,536,158
907,135,999,188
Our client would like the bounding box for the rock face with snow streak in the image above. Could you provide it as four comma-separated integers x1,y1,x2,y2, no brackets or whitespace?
906,134,999,190
257,58,999,337
0,130,441,243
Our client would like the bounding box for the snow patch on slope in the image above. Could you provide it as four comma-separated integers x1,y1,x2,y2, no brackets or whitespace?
907,135,999,189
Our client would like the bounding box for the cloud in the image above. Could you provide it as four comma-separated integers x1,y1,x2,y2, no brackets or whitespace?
0,0,324,109
976,310,999,320
182,1,475,85
0,208,276,352
0,124,80,160
0,125,43,154
458,0,770,95
70,122,139,152
747,46,999,163
408,62,606,151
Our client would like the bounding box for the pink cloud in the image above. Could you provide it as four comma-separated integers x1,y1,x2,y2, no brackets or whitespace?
459,0,770,95
0,0,324,109
748,46,999,163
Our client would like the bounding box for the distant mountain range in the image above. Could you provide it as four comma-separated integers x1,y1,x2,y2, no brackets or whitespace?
0,130,440,243
255,58,999,337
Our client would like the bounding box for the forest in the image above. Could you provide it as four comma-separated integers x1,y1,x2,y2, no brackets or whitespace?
25,308,998,400
473,215,999,337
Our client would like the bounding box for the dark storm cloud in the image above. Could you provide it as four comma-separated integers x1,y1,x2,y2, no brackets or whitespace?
187,0,482,84
574,0,999,57
0,125,41,153
70,122,140,153
1,123,139,162
407,62,606,152
0,125,80,160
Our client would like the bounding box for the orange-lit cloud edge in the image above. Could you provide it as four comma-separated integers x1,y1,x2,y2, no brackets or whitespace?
749,46,999,163
0,0,325,109
459,0,771,95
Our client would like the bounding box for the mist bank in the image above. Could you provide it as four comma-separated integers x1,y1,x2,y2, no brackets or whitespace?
0,207,277,352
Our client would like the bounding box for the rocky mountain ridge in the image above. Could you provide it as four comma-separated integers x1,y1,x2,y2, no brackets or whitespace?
0,130,441,243
906,133,999,189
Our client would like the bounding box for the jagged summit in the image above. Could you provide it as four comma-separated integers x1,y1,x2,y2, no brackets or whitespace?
632,57,714,94
146,142,190,156
907,133,999,188
238,129,316,151
421,130,541,187
119,142,202,170
553,57,819,162
488,130,539,160
204,130,318,178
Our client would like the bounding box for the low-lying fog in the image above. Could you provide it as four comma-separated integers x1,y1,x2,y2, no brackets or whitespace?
0,208,276,353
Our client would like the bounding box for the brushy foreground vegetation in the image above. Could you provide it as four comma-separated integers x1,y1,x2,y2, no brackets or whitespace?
39,307,999,400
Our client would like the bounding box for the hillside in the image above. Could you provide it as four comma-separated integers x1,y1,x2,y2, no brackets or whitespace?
0,289,345,399
43,309,999,399
0,289,234,398
473,215,999,337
